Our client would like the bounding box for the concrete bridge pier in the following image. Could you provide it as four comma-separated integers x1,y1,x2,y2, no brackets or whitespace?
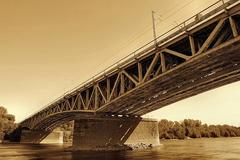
72,117,160,151
10,117,160,151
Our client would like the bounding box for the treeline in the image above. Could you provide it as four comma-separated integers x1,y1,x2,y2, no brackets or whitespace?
159,119,240,139
0,106,17,142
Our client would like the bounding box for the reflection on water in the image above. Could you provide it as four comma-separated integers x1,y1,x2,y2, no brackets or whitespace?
0,137,240,160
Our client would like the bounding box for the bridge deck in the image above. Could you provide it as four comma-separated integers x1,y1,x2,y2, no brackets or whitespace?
20,0,240,130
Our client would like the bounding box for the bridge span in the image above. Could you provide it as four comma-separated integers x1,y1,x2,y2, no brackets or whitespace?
10,0,240,150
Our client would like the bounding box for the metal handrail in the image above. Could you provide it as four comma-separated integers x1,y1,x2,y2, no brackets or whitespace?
21,0,239,123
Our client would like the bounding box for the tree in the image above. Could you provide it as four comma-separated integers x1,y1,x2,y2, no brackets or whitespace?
200,124,210,138
0,106,7,115
0,106,16,142
171,121,185,139
158,119,174,139
209,125,221,137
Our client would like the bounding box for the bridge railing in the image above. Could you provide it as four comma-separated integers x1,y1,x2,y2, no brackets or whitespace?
21,0,239,123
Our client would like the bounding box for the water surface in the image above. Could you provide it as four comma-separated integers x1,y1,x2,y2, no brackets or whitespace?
0,137,240,160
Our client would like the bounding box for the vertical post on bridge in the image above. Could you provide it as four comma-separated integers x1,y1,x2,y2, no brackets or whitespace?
152,11,158,48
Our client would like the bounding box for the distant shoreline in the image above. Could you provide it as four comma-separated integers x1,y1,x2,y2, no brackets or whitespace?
158,119,240,140
160,136,240,143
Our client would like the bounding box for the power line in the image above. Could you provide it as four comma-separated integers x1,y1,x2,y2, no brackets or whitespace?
93,0,199,75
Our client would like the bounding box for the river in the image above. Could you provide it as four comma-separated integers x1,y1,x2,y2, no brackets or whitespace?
0,137,240,160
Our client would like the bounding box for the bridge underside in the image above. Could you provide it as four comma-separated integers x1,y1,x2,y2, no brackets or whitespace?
98,37,240,115
19,37,240,133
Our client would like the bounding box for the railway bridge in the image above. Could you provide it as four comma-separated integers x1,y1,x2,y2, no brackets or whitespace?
10,0,240,150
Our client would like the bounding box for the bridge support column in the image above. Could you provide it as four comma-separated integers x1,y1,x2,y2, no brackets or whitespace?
72,117,159,151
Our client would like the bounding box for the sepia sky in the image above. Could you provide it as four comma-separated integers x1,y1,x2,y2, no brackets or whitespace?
0,0,239,126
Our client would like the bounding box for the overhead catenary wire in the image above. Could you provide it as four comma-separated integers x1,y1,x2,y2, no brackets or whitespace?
92,0,198,70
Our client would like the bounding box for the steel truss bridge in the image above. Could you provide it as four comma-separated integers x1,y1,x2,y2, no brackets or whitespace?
20,0,240,131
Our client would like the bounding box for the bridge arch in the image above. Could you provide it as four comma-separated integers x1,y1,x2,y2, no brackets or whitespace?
12,0,240,147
